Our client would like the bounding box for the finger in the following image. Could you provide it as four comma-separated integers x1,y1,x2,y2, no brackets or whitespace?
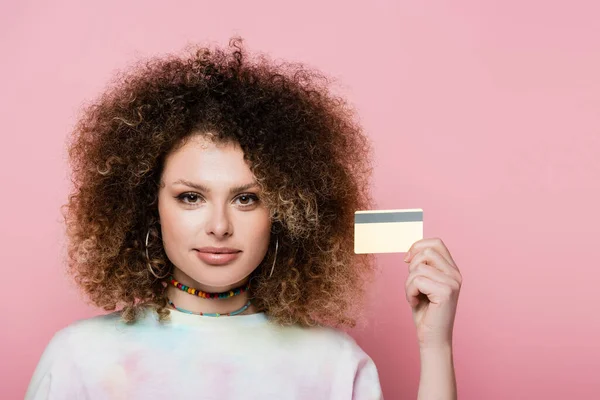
405,263,459,304
408,247,462,283
406,237,458,270
406,274,453,307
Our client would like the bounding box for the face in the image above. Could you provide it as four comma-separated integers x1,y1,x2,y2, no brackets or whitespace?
157,134,272,291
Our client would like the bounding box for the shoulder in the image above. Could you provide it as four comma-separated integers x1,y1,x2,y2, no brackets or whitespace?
48,310,125,349
268,322,373,364
310,326,369,356
46,307,169,360
32,307,146,368
36,311,121,362
25,311,124,399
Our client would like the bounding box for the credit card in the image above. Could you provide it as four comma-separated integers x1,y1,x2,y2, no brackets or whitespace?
354,208,423,254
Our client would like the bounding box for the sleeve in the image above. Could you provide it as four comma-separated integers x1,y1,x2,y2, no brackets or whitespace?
352,352,384,400
24,329,84,400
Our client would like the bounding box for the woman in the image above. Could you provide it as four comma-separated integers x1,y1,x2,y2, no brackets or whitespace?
26,37,461,399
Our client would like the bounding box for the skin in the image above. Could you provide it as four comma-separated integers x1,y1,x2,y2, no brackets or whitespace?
157,133,272,315
404,237,462,399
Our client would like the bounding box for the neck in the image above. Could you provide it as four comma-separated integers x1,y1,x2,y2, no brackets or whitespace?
165,269,259,316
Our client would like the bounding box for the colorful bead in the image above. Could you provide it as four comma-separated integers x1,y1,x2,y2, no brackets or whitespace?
167,299,251,317
166,276,250,299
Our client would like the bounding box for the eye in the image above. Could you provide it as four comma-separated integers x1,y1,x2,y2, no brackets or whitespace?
175,193,259,208
177,193,202,205
235,194,259,208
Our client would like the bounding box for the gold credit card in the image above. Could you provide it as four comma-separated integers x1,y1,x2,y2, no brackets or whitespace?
354,208,424,254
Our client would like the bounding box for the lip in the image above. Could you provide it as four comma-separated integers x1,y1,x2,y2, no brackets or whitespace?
196,247,241,254
195,249,241,265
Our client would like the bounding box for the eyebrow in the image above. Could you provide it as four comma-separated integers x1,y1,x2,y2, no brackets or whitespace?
172,179,259,195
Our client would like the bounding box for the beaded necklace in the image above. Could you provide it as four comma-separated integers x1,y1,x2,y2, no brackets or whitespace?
167,275,249,299
167,298,251,317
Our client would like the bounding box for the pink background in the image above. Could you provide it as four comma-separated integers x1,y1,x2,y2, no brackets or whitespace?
2,1,599,398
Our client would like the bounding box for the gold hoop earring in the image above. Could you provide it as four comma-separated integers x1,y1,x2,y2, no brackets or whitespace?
145,228,169,279
268,238,278,279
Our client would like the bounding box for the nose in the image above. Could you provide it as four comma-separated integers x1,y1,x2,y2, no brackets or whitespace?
205,203,233,237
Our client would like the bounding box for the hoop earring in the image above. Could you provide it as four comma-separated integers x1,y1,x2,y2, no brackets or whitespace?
268,237,278,279
145,228,169,279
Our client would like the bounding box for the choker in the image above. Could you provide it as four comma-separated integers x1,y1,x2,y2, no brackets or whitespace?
166,276,250,299
167,298,252,317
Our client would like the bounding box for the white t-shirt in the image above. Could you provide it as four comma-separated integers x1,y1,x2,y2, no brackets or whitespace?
25,306,383,399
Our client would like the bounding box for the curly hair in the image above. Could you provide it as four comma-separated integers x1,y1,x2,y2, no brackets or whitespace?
61,36,377,329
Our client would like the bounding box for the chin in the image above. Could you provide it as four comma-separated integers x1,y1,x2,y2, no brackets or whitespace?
184,267,253,290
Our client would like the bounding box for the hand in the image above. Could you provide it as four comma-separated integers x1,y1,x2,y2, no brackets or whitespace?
404,237,462,350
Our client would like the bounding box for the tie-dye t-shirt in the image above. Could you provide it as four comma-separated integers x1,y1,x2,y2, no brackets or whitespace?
25,306,383,399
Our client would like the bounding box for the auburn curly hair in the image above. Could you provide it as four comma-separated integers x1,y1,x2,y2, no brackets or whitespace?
61,36,377,329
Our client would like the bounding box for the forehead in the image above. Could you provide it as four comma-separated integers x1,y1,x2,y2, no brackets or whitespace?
162,135,254,183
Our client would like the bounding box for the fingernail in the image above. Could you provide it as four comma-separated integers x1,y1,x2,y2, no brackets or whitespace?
403,251,410,262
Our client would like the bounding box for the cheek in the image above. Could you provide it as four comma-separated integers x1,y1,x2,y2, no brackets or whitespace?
159,216,198,266
243,213,272,246
158,202,193,247
163,216,195,241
